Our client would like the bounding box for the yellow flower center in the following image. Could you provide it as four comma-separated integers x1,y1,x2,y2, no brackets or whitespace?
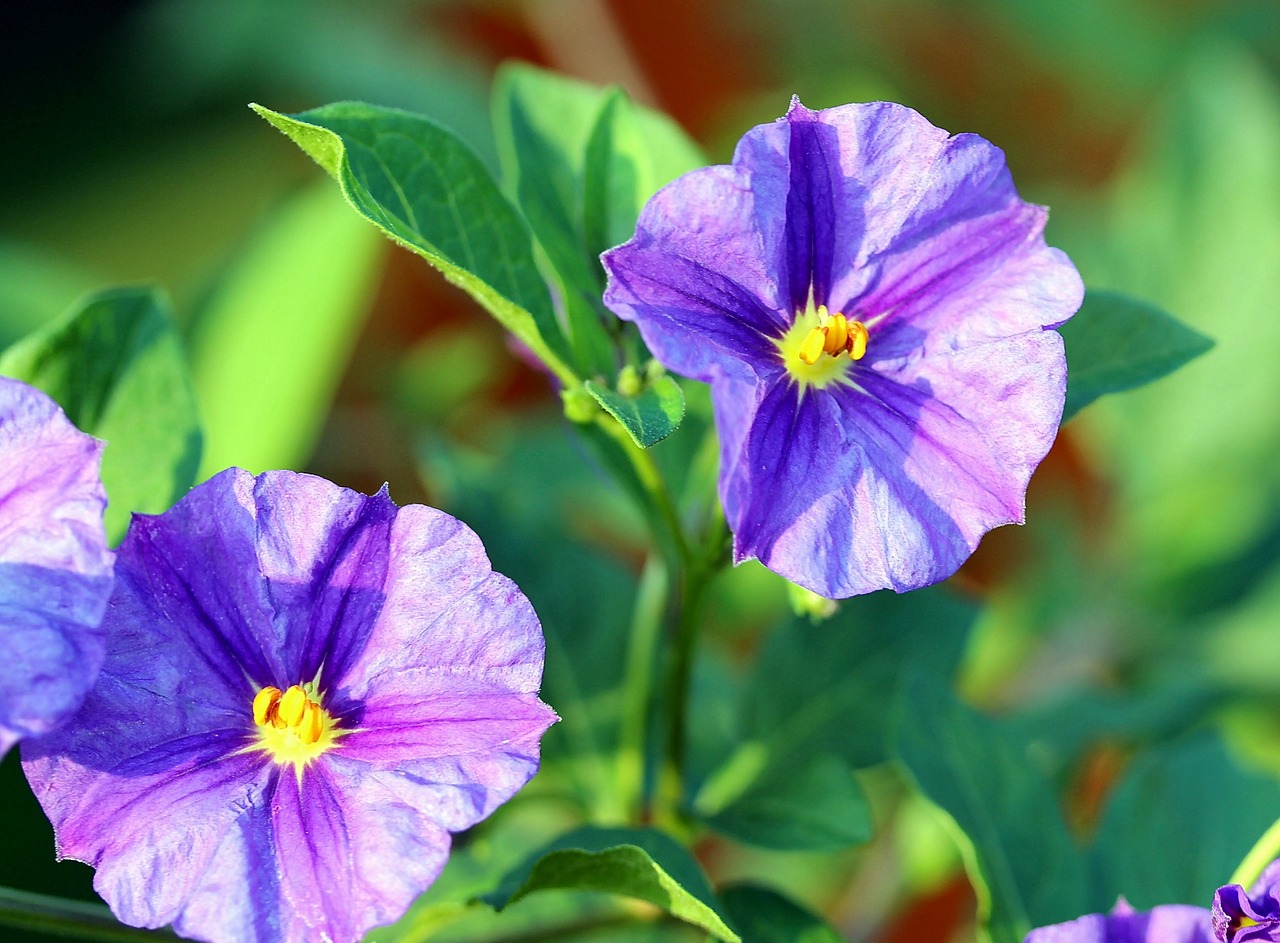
249,682,344,770
776,301,870,389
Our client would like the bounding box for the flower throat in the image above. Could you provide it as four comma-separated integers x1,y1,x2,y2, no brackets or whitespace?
777,301,870,389
250,682,343,769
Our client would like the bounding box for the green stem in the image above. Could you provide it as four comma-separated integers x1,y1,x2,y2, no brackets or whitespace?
593,414,691,570
1230,816,1280,888
615,554,670,825
655,558,716,832
0,888,173,942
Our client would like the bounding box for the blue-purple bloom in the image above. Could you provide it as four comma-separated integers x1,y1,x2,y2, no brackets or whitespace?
0,376,112,757
24,468,557,943
1024,899,1213,942
602,99,1083,597
1025,862,1280,942
1214,860,1280,941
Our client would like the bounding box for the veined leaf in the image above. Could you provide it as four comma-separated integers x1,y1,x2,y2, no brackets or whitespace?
484,826,740,943
585,375,685,448
251,101,577,385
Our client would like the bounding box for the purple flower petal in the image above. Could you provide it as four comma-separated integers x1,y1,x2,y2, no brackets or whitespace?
1025,900,1213,942
265,764,453,943
1214,874,1280,941
0,377,112,755
29,745,269,931
24,468,556,943
603,98,1082,597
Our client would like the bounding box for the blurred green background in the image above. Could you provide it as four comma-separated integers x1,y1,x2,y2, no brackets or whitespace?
3,1,1280,941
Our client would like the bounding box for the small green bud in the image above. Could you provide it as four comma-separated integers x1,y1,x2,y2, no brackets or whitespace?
616,364,644,398
787,581,839,623
561,385,601,423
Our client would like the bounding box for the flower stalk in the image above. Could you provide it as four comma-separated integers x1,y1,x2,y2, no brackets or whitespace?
0,887,173,942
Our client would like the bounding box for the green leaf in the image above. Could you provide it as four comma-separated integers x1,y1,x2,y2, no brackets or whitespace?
719,884,842,943
250,101,577,385
483,826,740,943
581,85,706,253
1091,732,1280,909
736,587,975,771
492,64,704,380
693,588,971,851
493,66,615,378
0,287,202,543
585,375,686,448
893,673,1090,943
190,181,382,478
494,62,703,263
703,754,872,852
1060,290,1213,421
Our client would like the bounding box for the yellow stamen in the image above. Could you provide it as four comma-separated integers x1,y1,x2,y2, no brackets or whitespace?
798,326,828,365
778,298,875,389
246,680,345,771
252,686,281,727
824,313,849,355
847,321,869,360
277,685,307,727
300,702,323,746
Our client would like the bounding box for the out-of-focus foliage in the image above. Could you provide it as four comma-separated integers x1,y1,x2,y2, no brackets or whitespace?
189,181,382,478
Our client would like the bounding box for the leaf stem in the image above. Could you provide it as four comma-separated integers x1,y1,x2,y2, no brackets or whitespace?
0,887,174,942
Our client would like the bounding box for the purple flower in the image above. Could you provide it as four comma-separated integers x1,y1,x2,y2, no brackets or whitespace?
1213,860,1280,941
0,376,112,757
1025,899,1212,943
602,99,1082,597
24,468,557,943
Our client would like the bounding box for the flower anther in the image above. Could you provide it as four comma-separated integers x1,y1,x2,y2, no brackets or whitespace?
778,300,872,390
250,681,343,769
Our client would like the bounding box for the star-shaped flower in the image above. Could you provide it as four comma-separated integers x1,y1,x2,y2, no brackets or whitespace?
24,468,557,943
603,98,1082,597
0,376,112,757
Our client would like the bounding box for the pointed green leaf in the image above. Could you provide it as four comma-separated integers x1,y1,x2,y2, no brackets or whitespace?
585,375,685,448
581,85,705,253
0,287,202,543
894,673,1089,943
251,101,577,386
719,884,842,943
493,67,615,378
494,62,704,261
483,826,740,943
492,64,704,380
703,754,872,852
1060,289,1213,421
